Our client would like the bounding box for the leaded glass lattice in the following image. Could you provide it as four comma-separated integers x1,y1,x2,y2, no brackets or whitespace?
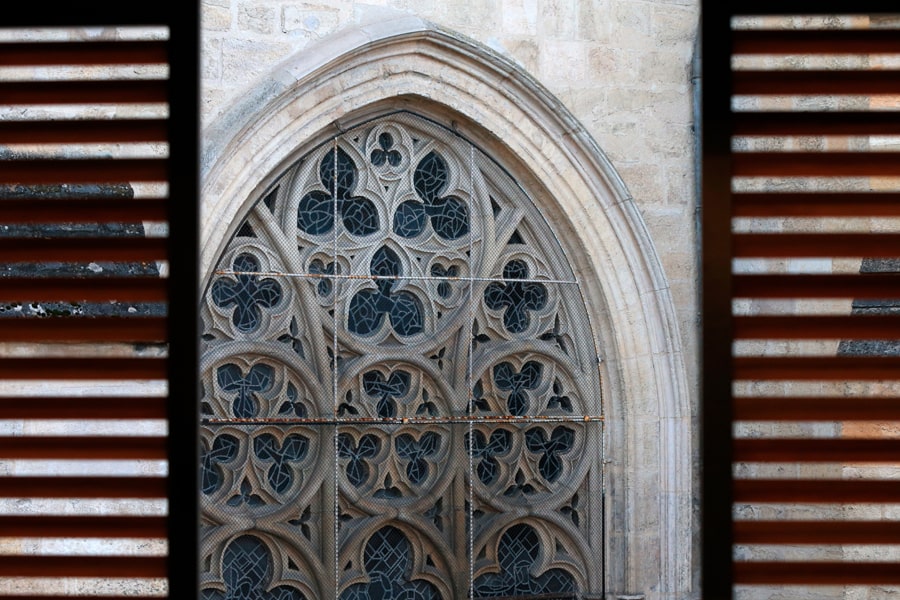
201,112,604,599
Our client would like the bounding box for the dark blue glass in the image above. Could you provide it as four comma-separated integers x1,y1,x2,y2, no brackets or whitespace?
202,535,306,600
338,433,380,488
340,526,441,600
493,361,542,416
466,429,512,485
395,432,440,484
472,524,574,598
254,433,309,493
524,426,575,483
392,151,468,240
201,434,239,495
363,370,411,418
348,247,424,337
212,254,282,334
216,363,274,419
298,148,378,236
483,260,547,334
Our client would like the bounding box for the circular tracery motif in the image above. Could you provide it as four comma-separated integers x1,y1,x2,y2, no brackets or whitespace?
201,112,602,598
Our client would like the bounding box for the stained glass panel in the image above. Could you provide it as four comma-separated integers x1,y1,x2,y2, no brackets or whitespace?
201,112,604,599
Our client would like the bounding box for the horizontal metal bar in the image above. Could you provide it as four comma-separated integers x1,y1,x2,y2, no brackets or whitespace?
216,269,579,287
203,414,604,426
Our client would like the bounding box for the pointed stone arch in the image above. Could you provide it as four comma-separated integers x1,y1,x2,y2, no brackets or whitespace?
202,16,692,600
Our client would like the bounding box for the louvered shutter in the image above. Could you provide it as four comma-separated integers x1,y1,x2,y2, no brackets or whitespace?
0,5,197,599
702,3,900,597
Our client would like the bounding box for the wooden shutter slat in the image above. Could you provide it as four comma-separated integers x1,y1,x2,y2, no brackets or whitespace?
0,397,166,420
0,317,167,343
733,111,900,136
733,274,900,299
734,479,900,503
734,396,900,421
734,356,900,381
735,562,900,585
0,197,168,223
0,358,167,380
0,436,166,459
0,556,165,578
0,515,166,538
0,119,168,143
0,237,168,262
0,158,168,185
733,70,900,95
734,233,900,258
733,192,900,217
0,277,167,302
734,439,900,462
0,596,151,600
0,476,166,498
0,41,168,66
0,80,168,105
734,520,900,544
733,30,900,55
734,315,900,339
733,152,900,177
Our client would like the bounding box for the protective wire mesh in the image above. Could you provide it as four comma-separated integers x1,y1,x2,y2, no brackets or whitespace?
200,111,604,599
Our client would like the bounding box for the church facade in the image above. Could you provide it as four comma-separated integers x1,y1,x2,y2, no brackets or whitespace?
200,2,699,600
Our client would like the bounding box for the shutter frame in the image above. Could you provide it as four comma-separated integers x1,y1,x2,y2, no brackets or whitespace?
0,3,198,598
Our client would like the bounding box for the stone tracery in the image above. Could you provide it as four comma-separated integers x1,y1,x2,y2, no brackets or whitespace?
201,112,603,599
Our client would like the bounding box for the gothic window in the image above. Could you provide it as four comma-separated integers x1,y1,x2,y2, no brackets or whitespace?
200,112,604,599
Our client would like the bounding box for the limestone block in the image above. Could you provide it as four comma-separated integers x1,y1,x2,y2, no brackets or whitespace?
500,0,537,35
238,3,275,33
499,37,539,74
537,40,587,84
283,3,341,37
538,0,578,40
202,2,232,31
